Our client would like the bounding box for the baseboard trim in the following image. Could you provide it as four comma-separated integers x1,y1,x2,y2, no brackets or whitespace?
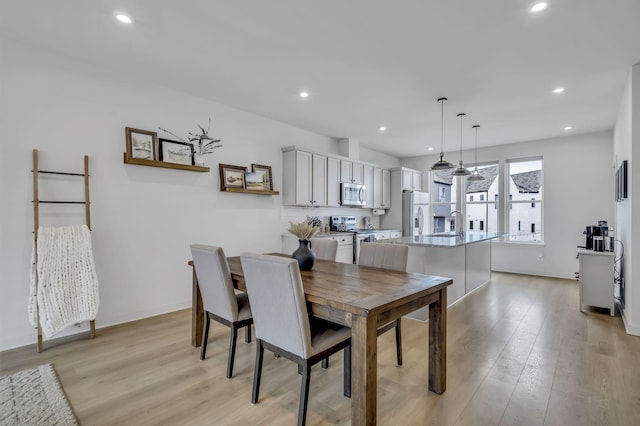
621,305,640,336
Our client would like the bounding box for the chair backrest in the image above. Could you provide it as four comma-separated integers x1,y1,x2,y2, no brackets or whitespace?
190,244,239,322
240,253,312,358
358,242,408,271
309,238,338,261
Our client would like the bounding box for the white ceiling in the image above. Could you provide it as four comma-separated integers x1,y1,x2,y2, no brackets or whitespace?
2,0,639,157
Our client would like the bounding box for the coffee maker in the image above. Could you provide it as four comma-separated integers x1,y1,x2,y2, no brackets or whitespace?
584,221,613,252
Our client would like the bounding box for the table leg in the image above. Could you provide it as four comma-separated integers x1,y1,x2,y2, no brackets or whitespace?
351,313,377,425
428,287,447,394
191,265,204,347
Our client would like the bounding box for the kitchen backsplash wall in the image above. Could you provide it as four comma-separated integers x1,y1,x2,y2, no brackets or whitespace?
281,206,382,233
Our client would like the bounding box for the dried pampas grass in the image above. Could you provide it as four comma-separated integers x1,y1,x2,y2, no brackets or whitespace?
288,221,320,240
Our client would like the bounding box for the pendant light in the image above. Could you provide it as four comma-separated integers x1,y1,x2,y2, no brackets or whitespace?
452,113,471,176
467,124,485,181
431,97,454,170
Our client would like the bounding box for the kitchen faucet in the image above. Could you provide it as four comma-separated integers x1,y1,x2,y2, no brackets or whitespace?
449,210,464,236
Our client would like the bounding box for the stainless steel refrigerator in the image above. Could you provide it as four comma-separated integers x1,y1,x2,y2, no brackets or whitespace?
402,190,429,237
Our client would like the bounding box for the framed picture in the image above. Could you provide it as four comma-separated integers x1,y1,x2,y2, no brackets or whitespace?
159,138,194,165
245,172,265,190
219,164,246,190
251,163,273,191
126,127,158,160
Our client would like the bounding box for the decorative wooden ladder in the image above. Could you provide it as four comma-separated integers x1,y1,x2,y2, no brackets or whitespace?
32,148,96,352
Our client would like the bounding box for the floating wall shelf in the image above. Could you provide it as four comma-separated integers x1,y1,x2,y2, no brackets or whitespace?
123,153,210,172
221,187,279,195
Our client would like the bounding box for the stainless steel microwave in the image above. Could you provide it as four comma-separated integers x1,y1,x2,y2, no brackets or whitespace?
341,182,366,206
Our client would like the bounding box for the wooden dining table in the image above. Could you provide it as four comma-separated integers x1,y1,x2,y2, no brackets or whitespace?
189,256,452,425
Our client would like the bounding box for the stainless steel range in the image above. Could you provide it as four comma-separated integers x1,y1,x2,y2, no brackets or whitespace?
330,216,397,263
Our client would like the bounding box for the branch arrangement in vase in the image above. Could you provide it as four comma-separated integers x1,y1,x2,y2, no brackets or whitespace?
159,118,222,165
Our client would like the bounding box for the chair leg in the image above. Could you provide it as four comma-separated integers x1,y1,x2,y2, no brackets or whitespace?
395,318,403,366
245,325,252,343
200,316,211,360
227,325,239,379
252,340,264,404
343,345,351,398
322,357,329,369
298,363,312,426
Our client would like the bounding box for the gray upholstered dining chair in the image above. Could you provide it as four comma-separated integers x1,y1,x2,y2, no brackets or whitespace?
190,244,253,379
358,241,409,366
309,238,338,261
240,253,351,426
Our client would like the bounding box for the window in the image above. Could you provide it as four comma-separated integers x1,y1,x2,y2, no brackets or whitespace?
507,158,543,242
431,169,457,233
465,163,499,234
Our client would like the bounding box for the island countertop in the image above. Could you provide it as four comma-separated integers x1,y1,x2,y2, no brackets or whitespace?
385,232,504,247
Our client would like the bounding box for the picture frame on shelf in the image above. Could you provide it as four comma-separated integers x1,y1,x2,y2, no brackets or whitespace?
126,127,158,160
251,163,273,191
219,164,246,190
245,172,265,190
159,138,194,165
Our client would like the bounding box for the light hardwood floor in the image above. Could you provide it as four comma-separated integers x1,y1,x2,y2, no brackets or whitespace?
2,272,639,425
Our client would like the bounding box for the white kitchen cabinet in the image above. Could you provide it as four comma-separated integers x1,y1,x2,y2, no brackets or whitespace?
372,167,391,209
375,231,391,240
341,160,364,184
401,168,422,191
327,157,341,207
333,234,354,264
578,250,615,316
282,149,327,206
363,165,373,208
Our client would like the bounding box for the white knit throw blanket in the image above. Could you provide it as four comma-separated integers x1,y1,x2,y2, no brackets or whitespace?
29,225,100,338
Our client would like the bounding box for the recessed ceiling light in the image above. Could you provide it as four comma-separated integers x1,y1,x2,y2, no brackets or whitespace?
529,2,548,13
298,91,309,98
379,126,387,132
564,126,573,131
552,87,565,94
428,147,434,151
114,12,133,24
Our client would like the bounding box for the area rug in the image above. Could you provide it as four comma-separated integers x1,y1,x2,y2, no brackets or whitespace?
0,364,78,426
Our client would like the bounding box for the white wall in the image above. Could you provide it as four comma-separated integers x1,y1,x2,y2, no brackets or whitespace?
402,131,614,279
0,38,344,350
614,64,639,334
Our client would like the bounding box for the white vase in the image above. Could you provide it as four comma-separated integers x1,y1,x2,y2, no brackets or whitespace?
194,154,205,166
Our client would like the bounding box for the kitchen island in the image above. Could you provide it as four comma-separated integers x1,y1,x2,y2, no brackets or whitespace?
384,232,503,319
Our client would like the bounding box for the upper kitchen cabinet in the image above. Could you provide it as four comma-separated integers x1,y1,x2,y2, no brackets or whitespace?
283,149,327,206
373,167,391,209
327,157,341,207
401,167,423,191
340,160,364,184
363,165,373,208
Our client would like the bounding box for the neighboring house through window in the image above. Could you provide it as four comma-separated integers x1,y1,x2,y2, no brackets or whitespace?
507,158,543,242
